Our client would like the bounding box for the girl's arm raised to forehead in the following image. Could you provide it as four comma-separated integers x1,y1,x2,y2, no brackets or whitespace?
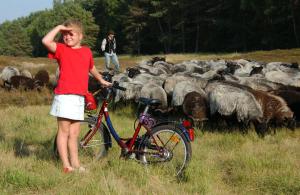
42,25,71,53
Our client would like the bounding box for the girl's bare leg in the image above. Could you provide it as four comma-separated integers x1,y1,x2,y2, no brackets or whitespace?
57,117,72,169
69,121,81,168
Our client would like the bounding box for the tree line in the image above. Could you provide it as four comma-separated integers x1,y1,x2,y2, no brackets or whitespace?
0,0,299,57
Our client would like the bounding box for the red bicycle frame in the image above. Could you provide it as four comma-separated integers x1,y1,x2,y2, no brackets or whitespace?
80,98,152,153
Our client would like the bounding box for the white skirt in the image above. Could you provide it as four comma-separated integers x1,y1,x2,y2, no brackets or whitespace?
50,94,85,120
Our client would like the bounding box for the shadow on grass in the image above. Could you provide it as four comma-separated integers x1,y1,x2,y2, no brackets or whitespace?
13,136,59,162
0,131,5,142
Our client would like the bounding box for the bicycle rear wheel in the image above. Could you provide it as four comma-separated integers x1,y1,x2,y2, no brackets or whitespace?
138,124,192,176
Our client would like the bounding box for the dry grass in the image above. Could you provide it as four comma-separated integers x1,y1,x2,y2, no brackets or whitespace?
1,48,300,75
0,88,52,108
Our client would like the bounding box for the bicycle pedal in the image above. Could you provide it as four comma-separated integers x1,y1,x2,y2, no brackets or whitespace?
128,153,136,160
119,148,129,158
138,149,148,164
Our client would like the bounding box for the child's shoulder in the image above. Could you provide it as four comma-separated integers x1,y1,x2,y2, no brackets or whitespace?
79,45,93,55
81,45,92,52
81,45,91,49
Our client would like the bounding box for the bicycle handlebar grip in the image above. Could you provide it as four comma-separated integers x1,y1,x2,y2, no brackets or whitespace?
113,81,126,91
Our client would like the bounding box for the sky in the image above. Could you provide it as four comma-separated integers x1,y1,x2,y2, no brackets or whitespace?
0,0,53,24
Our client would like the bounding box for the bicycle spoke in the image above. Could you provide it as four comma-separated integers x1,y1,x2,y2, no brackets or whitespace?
78,122,109,162
169,140,181,153
83,143,106,147
139,125,191,176
156,131,176,148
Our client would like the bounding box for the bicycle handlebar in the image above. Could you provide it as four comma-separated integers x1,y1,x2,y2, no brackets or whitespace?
112,81,126,91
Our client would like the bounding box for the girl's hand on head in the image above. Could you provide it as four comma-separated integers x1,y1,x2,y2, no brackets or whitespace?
58,25,72,33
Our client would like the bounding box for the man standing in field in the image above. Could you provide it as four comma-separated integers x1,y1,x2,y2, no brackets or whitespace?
101,30,120,73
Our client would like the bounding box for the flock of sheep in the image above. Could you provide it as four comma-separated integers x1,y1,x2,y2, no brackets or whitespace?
100,57,300,137
1,56,300,137
0,67,51,90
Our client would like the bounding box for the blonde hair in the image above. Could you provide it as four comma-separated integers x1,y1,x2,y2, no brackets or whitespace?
63,19,83,34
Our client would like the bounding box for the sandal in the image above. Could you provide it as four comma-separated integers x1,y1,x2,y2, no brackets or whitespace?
75,166,88,173
63,166,74,173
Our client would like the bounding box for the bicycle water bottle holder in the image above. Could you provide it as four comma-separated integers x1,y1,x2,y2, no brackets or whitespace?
139,113,157,129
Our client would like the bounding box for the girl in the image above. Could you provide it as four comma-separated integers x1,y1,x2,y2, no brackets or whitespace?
42,19,111,173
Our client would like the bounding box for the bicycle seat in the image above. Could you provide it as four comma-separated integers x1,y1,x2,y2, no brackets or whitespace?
138,97,161,106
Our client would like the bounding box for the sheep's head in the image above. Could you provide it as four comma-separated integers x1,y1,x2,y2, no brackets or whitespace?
278,110,295,130
254,122,268,138
102,71,113,82
287,117,296,131
191,107,208,122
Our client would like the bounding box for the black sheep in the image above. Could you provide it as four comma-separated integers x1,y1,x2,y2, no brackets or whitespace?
88,71,113,93
34,70,49,86
151,56,165,64
225,61,240,74
250,66,263,76
271,90,300,126
126,67,141,78
10,75,35,90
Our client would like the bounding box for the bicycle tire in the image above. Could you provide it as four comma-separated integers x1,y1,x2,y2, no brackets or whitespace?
138,124,192,176
52,122,110,162
79,122,110,161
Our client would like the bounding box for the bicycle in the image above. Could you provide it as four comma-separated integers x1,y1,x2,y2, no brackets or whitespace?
53,81,195,176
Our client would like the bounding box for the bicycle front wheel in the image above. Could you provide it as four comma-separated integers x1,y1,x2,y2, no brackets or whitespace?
79,122,110,163
139,124,192,176
52,123,110,164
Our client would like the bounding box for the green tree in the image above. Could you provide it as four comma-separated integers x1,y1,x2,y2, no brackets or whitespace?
0,21,32,56
123,0,148,54
1,0,299,56
77,0,130,54
28,2,98,56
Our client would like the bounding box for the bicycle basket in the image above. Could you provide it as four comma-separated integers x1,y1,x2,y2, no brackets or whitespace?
84,91,97,110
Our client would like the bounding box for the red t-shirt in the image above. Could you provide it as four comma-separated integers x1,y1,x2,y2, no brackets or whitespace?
48,43,94,95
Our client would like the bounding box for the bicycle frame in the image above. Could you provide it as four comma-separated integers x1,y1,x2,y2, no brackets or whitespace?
80,81,194,159
80,97,151,153
73,82,194,176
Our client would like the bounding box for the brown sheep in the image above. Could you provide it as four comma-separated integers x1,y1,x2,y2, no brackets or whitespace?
10,75,35,90
34,70,49,86
182,91,208,127
250,89,295,136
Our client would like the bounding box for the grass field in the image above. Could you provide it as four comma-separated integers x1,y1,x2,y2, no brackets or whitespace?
0,49,300,194
0,105,299,194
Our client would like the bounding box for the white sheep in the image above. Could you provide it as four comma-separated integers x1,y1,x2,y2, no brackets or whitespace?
0,66,20,87
206,81,263,123
140,82,168,108
171,80,206,106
